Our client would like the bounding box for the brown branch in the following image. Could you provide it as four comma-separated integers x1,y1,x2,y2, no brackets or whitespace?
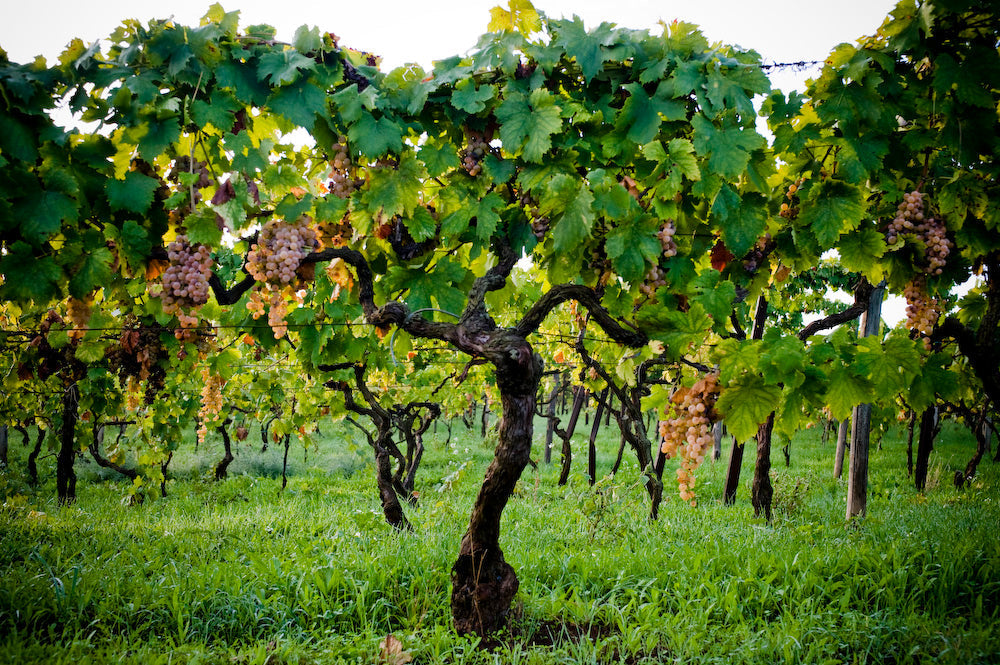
515,284,646,347
797,279,873,340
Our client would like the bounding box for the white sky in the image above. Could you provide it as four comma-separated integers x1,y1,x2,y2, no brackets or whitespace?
2,0,914,325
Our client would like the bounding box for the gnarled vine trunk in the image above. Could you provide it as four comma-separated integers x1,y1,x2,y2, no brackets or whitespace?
451,338,541,635
57,383,79,504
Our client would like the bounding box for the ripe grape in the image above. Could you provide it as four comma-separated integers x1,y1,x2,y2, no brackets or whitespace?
904,274,941,349
328,136,361,198
659,372,721,506
460,128,491,177
197,365,225,445
885,190,952,274
155,236,213,336
657,220,677,258
66,297,92,341
245,218,318,339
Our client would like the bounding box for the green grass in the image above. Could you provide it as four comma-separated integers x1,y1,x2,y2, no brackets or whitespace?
1,415,998,664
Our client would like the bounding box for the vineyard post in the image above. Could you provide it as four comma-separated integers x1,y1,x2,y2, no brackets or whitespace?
834,418,850,479
846,282,885,519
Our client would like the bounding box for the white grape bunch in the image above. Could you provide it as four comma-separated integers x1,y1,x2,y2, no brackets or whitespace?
659,372,721,506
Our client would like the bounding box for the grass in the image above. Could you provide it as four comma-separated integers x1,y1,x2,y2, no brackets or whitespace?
1,414,998,664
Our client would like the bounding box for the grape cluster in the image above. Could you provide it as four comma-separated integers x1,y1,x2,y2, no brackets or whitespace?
639,265,666,298
125,376,143,412
657,220,677,258
520,193,550,240
743,234,772,274
778,178,805,220
904,275,941,349
197,365,225,445
460,129,491,177
157,236,213,320
328,136,361,198
658,372,721,506
66,297,92,341
247,219,318,286
886,190,952,275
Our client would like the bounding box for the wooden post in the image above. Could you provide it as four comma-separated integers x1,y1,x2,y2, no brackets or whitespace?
834,417,849,479
846,282,885,519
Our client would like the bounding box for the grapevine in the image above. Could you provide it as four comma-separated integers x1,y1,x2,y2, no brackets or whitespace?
658,372,721,506
155,236,213,340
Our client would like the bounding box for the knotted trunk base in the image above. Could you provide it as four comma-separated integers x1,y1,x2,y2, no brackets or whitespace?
451,548,519,635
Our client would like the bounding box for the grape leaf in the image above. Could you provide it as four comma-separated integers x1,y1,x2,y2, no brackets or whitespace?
348,112,403,157
69,247,113,299
451,79,495,114
691,114,765,180
797,178,866,247
550,16,620,83
257,50,316,86
605,217,661,283
0,241,62,303
824,364,872,420
106,171,160,214
540,174,594,255
838,225,886,279
715,375,781,443
496,88,562,163
267,79,327,128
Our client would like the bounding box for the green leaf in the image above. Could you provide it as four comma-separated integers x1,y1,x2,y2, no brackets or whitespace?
332,84,379,124
691,114,765,180
854,333,921,398
551,16,620,83
257,50,316,85
605,217,661,283
190,91,241,131
420,140,460,178
715,374,781,443
798,179,867,247
0,241,62,303
667,138,700,181
0,114,38,162
404,205,437,243
274,193,313,221
451,79,495,114
292,25,322,53
118,220,152,272
838,226,886,279
135,116,181,160
267,79,327,127
496,88,562,163
540,174,594,255
20,191,78,242
690,271,737,323
69,247,113,299
348,112,403,157
824,364,872,420
106,171,160,214
185,208,223,246
75,338,110,363
362,153,425,217
716,191,767,257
